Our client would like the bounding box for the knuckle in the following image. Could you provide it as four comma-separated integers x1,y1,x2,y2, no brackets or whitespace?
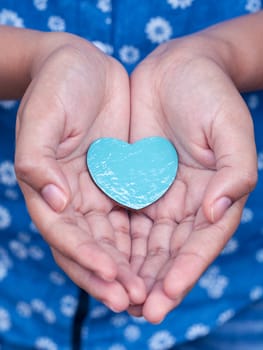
240,169,258,194
147,246,169,258
98,236,116,248
14,155,36,182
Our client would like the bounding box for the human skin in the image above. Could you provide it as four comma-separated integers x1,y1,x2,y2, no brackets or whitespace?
128,12,261,322
0,11,262,322
1,27,146,312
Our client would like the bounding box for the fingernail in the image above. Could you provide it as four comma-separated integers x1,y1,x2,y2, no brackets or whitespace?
211,197,232,222
104,301,121,313
41,184,67,212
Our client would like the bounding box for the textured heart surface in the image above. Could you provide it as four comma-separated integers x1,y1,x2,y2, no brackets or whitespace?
87,137,178,209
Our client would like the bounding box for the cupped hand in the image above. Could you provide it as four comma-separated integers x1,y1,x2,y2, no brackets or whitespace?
128,36,258,323
15,33,145,311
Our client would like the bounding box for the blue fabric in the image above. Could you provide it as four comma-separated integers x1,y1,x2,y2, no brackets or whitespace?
0,1,263,349
176,300,263,350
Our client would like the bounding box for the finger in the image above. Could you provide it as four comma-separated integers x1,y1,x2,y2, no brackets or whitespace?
52,248,130,312
129,61,167,142
142,279,182,324
15,85,72,212
127,304,143,317
130,212,153,274
163,198,246,299
108,207,131,260
203,102,257,222
24,187,118,282
136,219,175,293
87,210,146,304
139,216,196,322
109,208,147,304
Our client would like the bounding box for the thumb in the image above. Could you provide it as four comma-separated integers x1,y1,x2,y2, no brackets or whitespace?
15,102,71,213
203,109,258,223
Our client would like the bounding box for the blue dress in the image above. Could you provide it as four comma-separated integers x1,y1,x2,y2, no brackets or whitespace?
0,1,263,349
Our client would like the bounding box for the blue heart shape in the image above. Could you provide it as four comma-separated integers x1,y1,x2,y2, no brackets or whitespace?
87,137,178,209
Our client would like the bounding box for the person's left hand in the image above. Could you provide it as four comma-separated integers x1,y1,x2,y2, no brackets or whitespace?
127,35,258,323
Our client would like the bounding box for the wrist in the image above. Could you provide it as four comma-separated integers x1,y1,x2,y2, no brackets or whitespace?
155,12,263,93
199,12,263,91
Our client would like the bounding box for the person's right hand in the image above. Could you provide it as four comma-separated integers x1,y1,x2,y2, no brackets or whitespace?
127,33,258,322
15,32,146,312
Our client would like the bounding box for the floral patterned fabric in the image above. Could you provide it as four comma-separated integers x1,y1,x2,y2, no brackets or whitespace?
0,1,263,349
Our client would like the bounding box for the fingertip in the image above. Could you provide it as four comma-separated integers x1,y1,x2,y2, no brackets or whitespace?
104,287,130,313
128,277,147,305
142,286,180,324
142,302,165,324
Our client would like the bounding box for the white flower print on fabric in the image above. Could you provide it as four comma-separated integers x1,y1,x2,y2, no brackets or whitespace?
4,189,19,200
35,337,58,350
0,9,24,27
0,308,11,332
250,286,263,301
90,305,108,318
43,309,56,324
33,0,48,11
16,301,32,318
0,100,17,109
0,248,12,281
49,271,66,286
145,17,172,44
0,205,11,230
28,246,45,260
130,315,147,324
241,207,254,223
245,0,262,13
0,161,16,186
255,248,263,263
185,324,209,341
217,309,235,325
105,17,112,25
221,238,239,255
199,266,229,299
110,314,129,327
47,16,66,32
31,299,46,313
97,0,112,13
247,93,260,109
9,233,45,260
119,45,140,64
60,295,77,317
258,152,263,170
109,345,126,350
17,299,56,323
124,325,141,342
9,240,28,259
148,330,176,350
18,232,31,243
92,41,113,55
167,0,194,9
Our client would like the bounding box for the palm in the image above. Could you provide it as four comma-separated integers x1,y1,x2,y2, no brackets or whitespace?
52,139,140,307
128,42,256,322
